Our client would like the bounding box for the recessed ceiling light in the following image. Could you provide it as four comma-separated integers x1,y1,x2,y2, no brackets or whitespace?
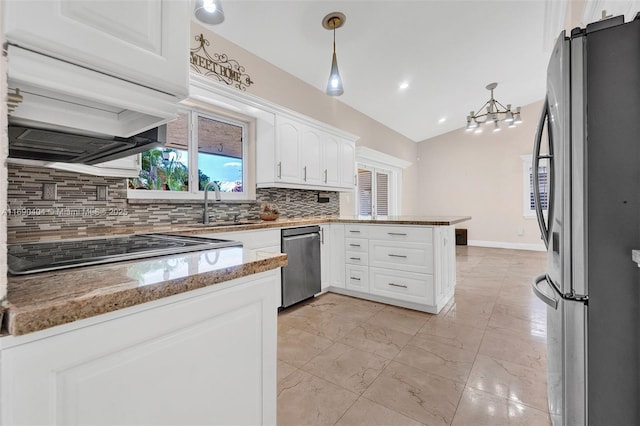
438,117,447,124
399,82,409,90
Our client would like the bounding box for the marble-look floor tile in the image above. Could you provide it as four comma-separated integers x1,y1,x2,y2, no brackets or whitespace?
417,319,484,353
278,360,298,382
395,339,476,383
280,308,363,341
366,305,432,335
479,327,547,369
488,303,546,336
467,354,549,412
335,397,422,426
302,342,390,394
338,322,413,359
278,326,333,368
278,369,359,426
308,293,385,322
363,361,465,426
452,386,551,426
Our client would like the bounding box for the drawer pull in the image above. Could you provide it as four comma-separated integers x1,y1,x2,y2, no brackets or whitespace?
349,244,361,247
349,257,361,261
388,282,408,288
349,230,361,233
350,277,361,281
388,232,407,236
388,254,408,258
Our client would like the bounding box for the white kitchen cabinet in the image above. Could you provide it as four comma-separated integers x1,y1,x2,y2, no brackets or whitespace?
320,224,331,291
275,116,302,183
301,127,324,185
340,140,356,189
323,135,341,187
329,224,346,289
258,113,357,191
0,270,279,426
4,0,189,98
203,229,281,254
329,224,455,314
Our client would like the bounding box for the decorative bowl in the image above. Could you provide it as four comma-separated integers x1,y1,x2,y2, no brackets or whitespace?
259,212,279,221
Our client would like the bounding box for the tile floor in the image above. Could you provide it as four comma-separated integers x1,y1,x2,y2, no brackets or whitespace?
277,246,551,426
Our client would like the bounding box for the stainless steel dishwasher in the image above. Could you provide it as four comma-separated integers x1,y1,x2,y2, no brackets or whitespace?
281,226,321,308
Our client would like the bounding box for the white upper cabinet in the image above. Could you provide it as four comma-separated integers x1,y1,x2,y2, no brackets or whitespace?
275,116,302,183
260,112,357,191
4,0,189,98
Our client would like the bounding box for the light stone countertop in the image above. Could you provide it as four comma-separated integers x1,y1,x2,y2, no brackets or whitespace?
4,215,471,336
5,247,287,336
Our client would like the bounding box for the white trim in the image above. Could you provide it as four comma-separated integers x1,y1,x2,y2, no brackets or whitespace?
468,239,546,252
356,146,412,169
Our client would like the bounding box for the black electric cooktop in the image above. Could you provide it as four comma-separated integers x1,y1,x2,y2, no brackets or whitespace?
8,233,242,275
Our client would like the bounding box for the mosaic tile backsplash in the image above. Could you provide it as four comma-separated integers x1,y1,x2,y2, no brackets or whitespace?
7,165,339,238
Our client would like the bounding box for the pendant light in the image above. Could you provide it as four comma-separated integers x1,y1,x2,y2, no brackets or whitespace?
322,12,346,96
465,83,522,132
194,0,225,25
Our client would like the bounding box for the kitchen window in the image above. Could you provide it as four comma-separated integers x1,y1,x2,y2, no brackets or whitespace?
522,155,549,218
128,107,254,200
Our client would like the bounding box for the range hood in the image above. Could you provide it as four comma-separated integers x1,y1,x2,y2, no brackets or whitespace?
8,125,166,165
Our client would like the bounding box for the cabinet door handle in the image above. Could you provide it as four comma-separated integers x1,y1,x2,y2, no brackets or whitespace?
388,254,407,258
388,283,408,288
349,244,361,247
354,174,357,185
349,230,360,233
350,277,361,281
349,257,361,261
277,162,282,178
388,232,407,236
320,227,325,244
304,166,307,181
324,169,328,183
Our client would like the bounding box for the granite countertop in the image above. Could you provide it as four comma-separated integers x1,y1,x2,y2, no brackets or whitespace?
4,215,470,336
4,247,287,336
8,215,472,243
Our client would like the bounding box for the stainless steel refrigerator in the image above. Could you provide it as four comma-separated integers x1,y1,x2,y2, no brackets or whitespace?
531,14,640,426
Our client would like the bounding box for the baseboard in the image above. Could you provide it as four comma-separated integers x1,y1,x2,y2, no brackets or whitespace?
467,240,546,252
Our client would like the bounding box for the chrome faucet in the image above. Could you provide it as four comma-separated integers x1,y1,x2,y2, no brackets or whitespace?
203,181,221,224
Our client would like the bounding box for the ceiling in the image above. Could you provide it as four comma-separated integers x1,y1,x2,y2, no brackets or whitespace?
204,1,633,142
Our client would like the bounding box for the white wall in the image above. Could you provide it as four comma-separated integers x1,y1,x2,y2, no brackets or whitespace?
417,100,546,250
193,22,419,215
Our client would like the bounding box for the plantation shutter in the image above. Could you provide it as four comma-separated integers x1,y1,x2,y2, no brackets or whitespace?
376,171,389,216
358,168,373,216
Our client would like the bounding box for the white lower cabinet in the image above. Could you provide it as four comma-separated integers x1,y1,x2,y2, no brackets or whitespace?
329,224,456,314
345,264,369,292
0,270,280,426
370,267,434,306
329,224,345,289
320,224,331,291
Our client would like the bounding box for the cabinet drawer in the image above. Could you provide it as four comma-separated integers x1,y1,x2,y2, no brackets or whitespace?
345,238,368,253
345,265,369,292
369,226,432,243
345,251,369,266
369,241,433,274
344,225,369,238
370,267,434,305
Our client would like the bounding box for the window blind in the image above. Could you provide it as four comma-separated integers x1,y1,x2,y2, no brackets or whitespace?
358,169,372,216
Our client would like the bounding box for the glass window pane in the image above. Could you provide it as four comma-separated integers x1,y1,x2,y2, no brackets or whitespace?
197,115,244,192
129,112,189,191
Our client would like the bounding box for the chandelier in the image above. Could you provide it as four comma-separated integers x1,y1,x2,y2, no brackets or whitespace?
466,82,522,133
